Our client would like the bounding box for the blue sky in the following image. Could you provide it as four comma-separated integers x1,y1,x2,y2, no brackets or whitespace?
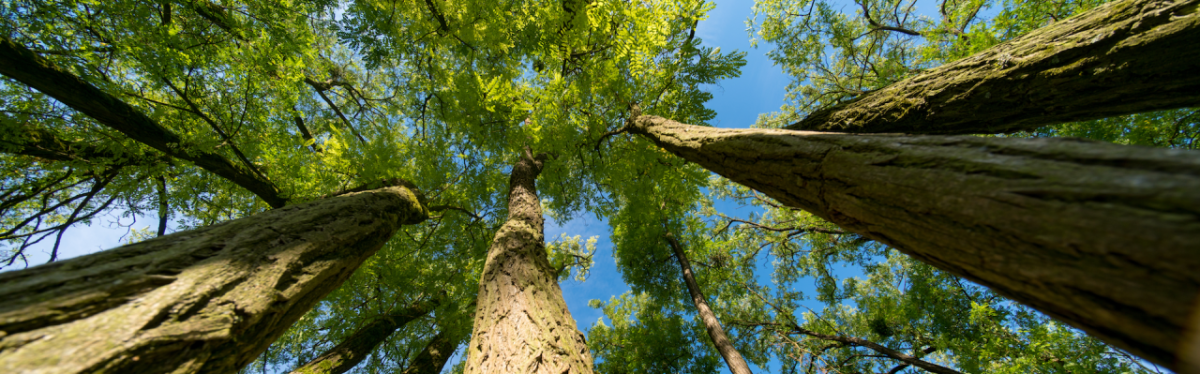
548,0,795,372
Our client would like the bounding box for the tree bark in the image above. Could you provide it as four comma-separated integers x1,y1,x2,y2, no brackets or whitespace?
0,37,286,208
787,0,1200,135
289,300,438,374
401,329,463,374
464,149,593,374
664,232,753,374
0,180,428,374
628,115,1200,370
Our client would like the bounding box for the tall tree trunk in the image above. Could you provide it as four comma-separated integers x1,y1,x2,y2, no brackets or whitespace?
289,300,438,374
0,180,428,374
628,115,1200,370
787,0,1200,135
464,149,593,374
0,37,286,208
401,329,464,374
664,232,753,374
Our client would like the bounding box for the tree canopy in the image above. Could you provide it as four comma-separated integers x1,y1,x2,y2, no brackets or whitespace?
0,0,1196,373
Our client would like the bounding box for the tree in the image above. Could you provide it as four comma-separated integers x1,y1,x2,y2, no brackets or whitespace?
289,299,439,374
0,0,1194,373
464,149,593,373
614,0,1200,369
0,181,428,373
665,231,754,374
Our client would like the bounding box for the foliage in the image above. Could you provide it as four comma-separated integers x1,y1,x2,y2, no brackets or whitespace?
0,0,1187,372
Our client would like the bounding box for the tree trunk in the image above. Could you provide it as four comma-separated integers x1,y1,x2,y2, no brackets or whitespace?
289,300,438,374
0,37,286,208
0,180,428,374
464,149,594,374
664,232,753,374
0,113,169,167
401,329,463,374
628,115,1200,370
786,0,1200,135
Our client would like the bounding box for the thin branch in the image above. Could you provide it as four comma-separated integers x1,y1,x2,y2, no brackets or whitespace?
50,174,117,262
718,217,847,236
31,46,115,56
292,112,323,153
304,77,367,144
161,78,271,184
156,175,169,237
422,0,450,32
428,204,481,221
738,320,963,374
858,1,922,36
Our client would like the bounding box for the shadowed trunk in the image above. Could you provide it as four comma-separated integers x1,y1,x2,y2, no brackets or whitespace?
401,329,464,374
289,300,438,374
0,180,428,373
628,115,1200,370
464,149,593,374
664,232,753,374
0,37,286,208
0,113,168,166
787,0,1200,135
156,176,169,237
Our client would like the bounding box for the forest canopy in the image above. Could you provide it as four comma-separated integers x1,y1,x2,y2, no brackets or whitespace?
0,0,1196,373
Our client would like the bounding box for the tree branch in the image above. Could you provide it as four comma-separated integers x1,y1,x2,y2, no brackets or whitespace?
428,204,481,221
292,113,323,153
288,299,439,374
162,78,271,183
858,1,922,36
790,0,1200,134
665,231,754,374
0,37,286,208
304,77,367,145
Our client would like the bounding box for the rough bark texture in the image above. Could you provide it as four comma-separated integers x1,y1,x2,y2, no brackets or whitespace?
400,329,463,374
787,0,1200,135
289,300,438,374
0,37,286,208
664,233,753,374
464,150,593,374
0,182,428,374
629,115,1200,370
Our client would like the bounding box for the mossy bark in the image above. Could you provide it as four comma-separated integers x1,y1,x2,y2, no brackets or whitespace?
664,233,753,374
787,0,1200,135
289,300,438,374
0,37,285,208
630,115,1200,370
0,182,428,373
464,150,593,374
